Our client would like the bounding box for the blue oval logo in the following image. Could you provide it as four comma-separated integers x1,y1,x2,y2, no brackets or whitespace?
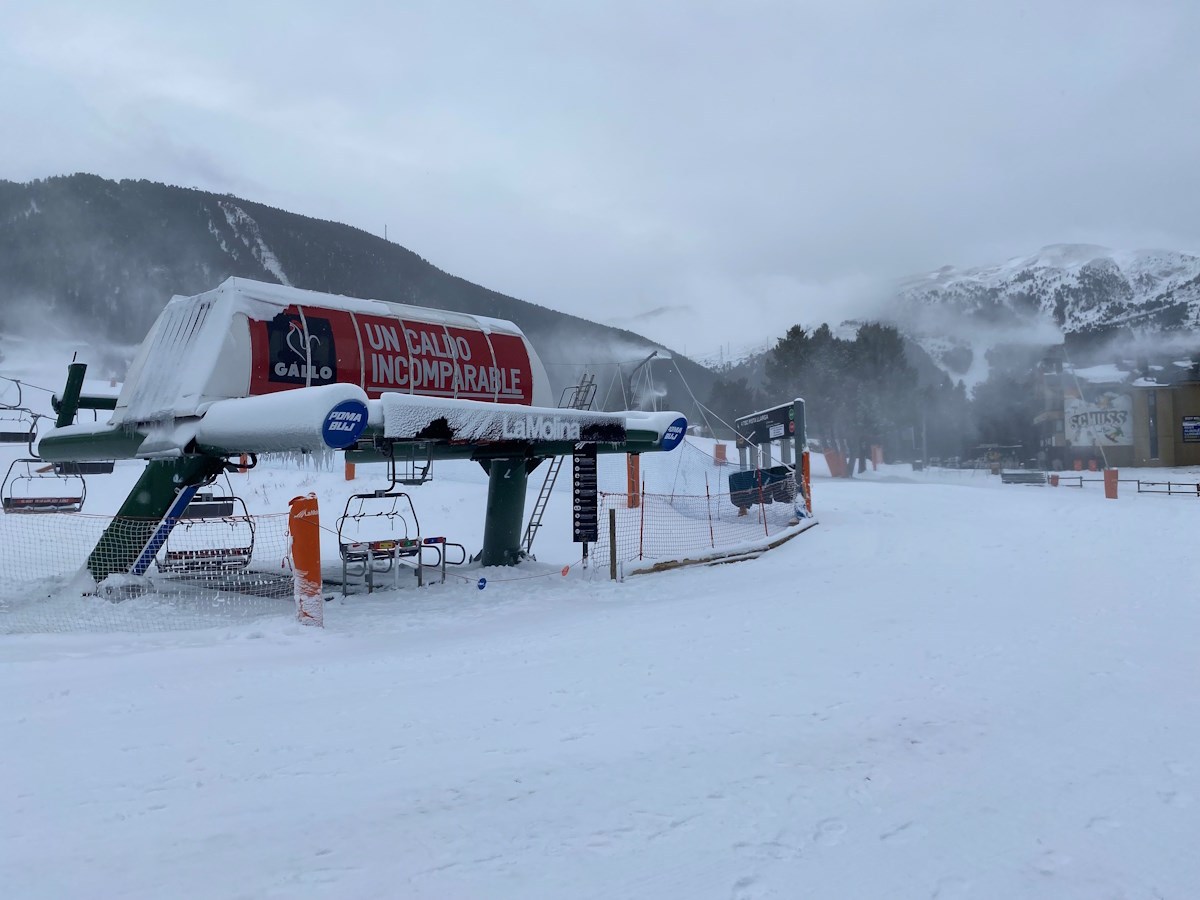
322,399,369,449
660,417,687,451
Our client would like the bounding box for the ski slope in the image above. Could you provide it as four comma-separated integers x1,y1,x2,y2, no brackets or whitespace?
4,456,1200,899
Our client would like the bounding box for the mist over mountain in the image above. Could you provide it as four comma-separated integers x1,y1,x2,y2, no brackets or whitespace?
0,174,713,411
890,244,1200,386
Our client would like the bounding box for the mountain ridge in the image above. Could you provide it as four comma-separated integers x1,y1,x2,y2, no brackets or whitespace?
0,174,715,410
877,243,1200,388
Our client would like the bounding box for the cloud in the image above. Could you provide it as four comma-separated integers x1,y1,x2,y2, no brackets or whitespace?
1,0,1197,352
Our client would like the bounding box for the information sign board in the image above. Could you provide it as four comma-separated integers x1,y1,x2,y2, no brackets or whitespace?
572,442,598,542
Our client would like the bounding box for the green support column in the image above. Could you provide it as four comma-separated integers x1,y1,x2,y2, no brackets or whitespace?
480,457,529,567
791,398,806,458
86,455,226,582
55,362,87,428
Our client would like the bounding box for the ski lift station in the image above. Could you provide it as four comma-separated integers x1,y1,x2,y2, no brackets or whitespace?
32,277,689,591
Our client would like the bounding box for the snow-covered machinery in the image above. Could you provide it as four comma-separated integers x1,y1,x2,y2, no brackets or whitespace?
35,278,688,581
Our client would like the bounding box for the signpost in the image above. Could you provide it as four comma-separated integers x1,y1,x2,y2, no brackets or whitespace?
1183,416,1200,443
735,403,796,447
573,442,598,548
735,399,805,461
733,398,809,517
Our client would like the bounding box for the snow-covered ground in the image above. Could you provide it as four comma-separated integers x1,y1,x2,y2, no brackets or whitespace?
5,446,1200,898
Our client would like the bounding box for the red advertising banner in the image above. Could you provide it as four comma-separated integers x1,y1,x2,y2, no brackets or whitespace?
248,306,534,404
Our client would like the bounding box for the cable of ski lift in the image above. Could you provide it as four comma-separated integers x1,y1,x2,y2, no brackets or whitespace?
661,356,758,447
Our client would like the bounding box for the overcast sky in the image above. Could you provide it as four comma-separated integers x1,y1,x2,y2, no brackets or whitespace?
2,1,1197,355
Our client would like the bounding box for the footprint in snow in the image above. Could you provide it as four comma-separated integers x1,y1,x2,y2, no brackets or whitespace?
813,818,847,846
1086,816,1120,833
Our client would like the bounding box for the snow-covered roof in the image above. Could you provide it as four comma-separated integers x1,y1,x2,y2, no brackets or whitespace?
72,378,122,399
1070,364,1128,385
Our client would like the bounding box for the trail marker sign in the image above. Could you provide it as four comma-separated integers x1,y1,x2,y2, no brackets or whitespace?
572,442,598,542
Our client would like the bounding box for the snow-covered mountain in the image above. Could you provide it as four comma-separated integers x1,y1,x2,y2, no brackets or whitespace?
893,245,1200,387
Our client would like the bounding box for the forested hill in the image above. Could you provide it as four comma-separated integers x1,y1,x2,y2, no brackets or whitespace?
0,173,713,408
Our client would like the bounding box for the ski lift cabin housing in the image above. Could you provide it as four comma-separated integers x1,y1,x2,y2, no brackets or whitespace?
111,277,553,430
36,278,688,577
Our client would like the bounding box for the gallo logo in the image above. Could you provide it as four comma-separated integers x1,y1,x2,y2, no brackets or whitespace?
267,314,337,385
322,400,369,449
502,414,581,441
660,417,687,451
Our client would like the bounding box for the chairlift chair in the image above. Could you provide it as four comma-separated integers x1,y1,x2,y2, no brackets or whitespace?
336,488,423,594
0,376,25,410
156,478,255,573
1,458,86,514
0,407,38,447
382,440,434,487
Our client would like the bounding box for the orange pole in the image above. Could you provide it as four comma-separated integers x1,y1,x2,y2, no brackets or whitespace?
288,493,323,627
627,454,640,509
1104,468,1118,500
802,450,812,515
344,459,355,481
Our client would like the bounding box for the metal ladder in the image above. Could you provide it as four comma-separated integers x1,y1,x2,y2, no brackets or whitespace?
521,374,597,558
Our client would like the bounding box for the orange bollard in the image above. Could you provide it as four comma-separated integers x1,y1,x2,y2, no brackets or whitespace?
1050,474,1059,487
288,493,323,627
802,450,812,515
627,453,640,509
345,459,355,481
823,448,846,478
713,443,727,465
1104,468,1118,500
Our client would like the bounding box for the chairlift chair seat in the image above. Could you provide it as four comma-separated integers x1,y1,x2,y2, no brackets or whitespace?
0,408,37,445
155,486,255,573
1,458,86,514
336,489,424,595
